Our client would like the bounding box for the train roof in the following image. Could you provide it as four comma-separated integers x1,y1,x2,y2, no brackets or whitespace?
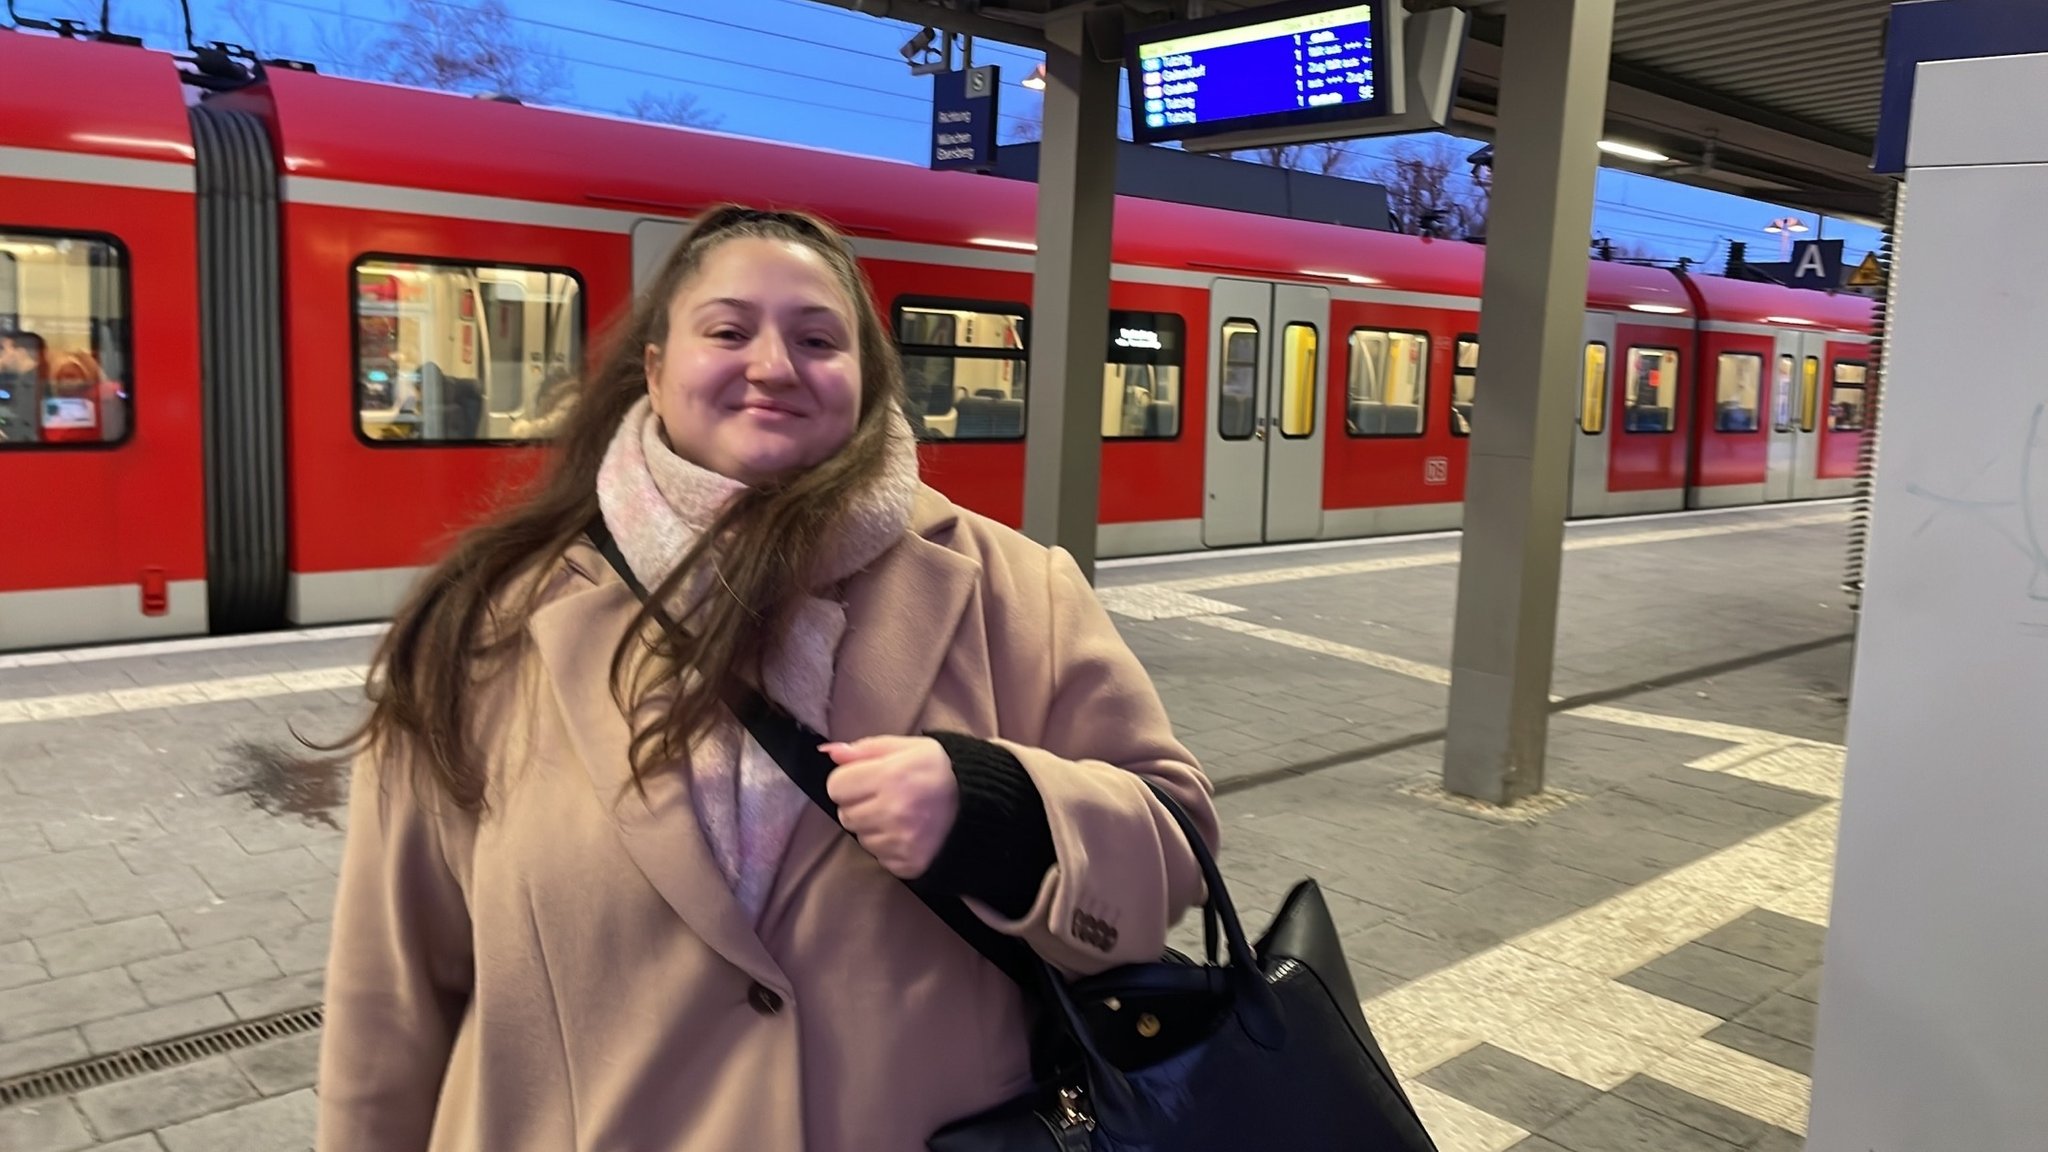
0,32,194,168
1683,272,1873,334
0,32,1870,333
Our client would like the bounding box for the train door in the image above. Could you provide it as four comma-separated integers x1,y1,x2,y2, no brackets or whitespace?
1765,331,1825,500
1570,313,1615,517
1202,278,1329,547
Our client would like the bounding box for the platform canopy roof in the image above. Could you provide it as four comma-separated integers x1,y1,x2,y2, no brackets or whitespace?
810,0,1895,221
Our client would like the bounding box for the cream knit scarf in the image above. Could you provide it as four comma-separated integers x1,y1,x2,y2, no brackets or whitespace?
595,396,920,922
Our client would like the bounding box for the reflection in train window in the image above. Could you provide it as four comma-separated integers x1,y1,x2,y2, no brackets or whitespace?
894,300,1028,441
1346,329,1427,437
1218,319,1260,441
1450,336,1478,437
1580,342,1608,434
1102,311,1184,439
0,249,16,329
1714,353,1763,432
1623,347,1680,433
1801,357,1820,433
1279,323,1318,438
1774,355,1797,432
1831,361,1868,431
353,257,583,444
0,230,131,448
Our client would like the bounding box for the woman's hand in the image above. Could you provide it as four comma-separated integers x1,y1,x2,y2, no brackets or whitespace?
820,736,959,879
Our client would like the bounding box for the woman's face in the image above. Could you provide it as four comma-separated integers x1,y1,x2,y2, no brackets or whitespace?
645,236,863,484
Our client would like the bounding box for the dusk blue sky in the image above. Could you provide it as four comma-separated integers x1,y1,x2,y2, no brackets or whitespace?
48,0,1883,266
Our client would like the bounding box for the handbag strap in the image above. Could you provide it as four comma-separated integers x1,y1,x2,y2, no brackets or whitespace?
580,515,1045,992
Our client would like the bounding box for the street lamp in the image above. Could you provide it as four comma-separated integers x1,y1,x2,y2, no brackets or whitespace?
1764,216,1809,259
1023,62,1046,90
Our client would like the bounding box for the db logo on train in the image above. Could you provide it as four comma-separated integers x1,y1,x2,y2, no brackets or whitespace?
1423,456,1449,486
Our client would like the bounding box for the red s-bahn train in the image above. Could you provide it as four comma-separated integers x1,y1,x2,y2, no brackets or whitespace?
0,31,1872,653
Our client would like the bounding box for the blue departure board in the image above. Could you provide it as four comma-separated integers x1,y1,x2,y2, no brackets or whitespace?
1127,1,1395,147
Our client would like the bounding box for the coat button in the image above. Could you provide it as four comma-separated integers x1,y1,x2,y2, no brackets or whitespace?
747,982,784,1016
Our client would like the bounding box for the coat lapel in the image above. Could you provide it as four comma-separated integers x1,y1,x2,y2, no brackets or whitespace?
826,488,981,742
528,549,789,991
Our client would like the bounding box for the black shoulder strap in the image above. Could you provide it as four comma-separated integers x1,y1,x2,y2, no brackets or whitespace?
582,515,1044,992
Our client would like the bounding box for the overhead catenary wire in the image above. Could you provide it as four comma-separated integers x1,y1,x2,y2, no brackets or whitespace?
181,0,1853,261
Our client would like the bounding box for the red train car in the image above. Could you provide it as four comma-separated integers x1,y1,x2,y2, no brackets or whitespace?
0,32,1874,653
0,33,205,649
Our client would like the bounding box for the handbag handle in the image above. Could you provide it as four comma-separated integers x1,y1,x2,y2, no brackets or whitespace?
581,515,1280,1043
581,515,1047,989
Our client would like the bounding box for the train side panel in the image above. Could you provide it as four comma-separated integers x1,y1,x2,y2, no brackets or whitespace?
0,37,205,649
275,195,631,623
1320,298,1475,534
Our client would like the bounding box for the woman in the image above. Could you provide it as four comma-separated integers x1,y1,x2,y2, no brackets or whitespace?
317,205,1219,1152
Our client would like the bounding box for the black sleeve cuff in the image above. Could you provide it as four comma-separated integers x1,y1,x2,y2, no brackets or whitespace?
916,731,1057,919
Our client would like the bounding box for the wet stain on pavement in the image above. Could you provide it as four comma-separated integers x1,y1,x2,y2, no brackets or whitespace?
218,740,346,829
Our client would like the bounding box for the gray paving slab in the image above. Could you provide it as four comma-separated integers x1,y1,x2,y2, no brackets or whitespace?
1622,942,1800,1018
0,505,1858,1148
1420,1043,1604,1132
1695,912,1827,976
1783,967,1823,1004
0,1098,96,1152
1608,1075,1782,1148
74,1056,258,1141
1541,1092,1747,1152
154,1088,317,1152
1705,1020,1815,1076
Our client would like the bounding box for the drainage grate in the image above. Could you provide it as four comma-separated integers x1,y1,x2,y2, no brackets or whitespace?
0,1004,323,1107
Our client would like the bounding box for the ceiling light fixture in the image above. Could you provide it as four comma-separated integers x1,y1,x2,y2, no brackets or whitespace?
1598,140,1670,163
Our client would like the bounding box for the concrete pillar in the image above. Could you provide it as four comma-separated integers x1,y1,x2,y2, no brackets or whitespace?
1442,0,1615,804
1021,9,1119,582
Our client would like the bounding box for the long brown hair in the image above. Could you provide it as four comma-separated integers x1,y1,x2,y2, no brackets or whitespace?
333,205,910,810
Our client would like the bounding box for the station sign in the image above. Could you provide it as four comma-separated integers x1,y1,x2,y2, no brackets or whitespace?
1127,0,1396,149
1789,238,1845,291
931,65,999,173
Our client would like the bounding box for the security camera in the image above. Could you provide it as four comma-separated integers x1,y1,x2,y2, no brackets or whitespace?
899,26,936,62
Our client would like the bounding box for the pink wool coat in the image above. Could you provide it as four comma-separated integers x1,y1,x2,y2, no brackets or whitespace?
316,485,1220,1152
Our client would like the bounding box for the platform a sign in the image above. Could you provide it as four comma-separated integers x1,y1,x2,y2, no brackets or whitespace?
1788,238,1845,290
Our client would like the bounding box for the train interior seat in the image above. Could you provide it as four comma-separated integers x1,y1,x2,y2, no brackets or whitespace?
954,395,1023,438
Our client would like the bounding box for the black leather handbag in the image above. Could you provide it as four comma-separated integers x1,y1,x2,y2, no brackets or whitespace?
586,517,1440,1152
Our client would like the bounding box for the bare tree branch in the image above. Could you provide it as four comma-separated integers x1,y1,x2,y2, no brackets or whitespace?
218,0,299,56
1366,137,1490,239
369,0,569,103
629,90,722,129
1224,141,1358,176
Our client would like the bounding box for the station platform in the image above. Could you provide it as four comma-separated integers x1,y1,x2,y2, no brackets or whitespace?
0,501,1852,1152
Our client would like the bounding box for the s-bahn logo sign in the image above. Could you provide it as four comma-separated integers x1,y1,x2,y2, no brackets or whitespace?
931,65,1000,173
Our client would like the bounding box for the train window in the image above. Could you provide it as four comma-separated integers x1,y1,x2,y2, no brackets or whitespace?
1580,342,1608,435
0,230,131,448
1450,336,1478,437
1218,319,1260,441
1279,323,1318,438
1800,356,1821,433
1831,361,1869,431
353,257,583,444
1345,329,1428,437
1623,347,1680,433
1714,353,1763,433
1102,311,1184,439
894,300,1028,441
1774,355,1797,432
